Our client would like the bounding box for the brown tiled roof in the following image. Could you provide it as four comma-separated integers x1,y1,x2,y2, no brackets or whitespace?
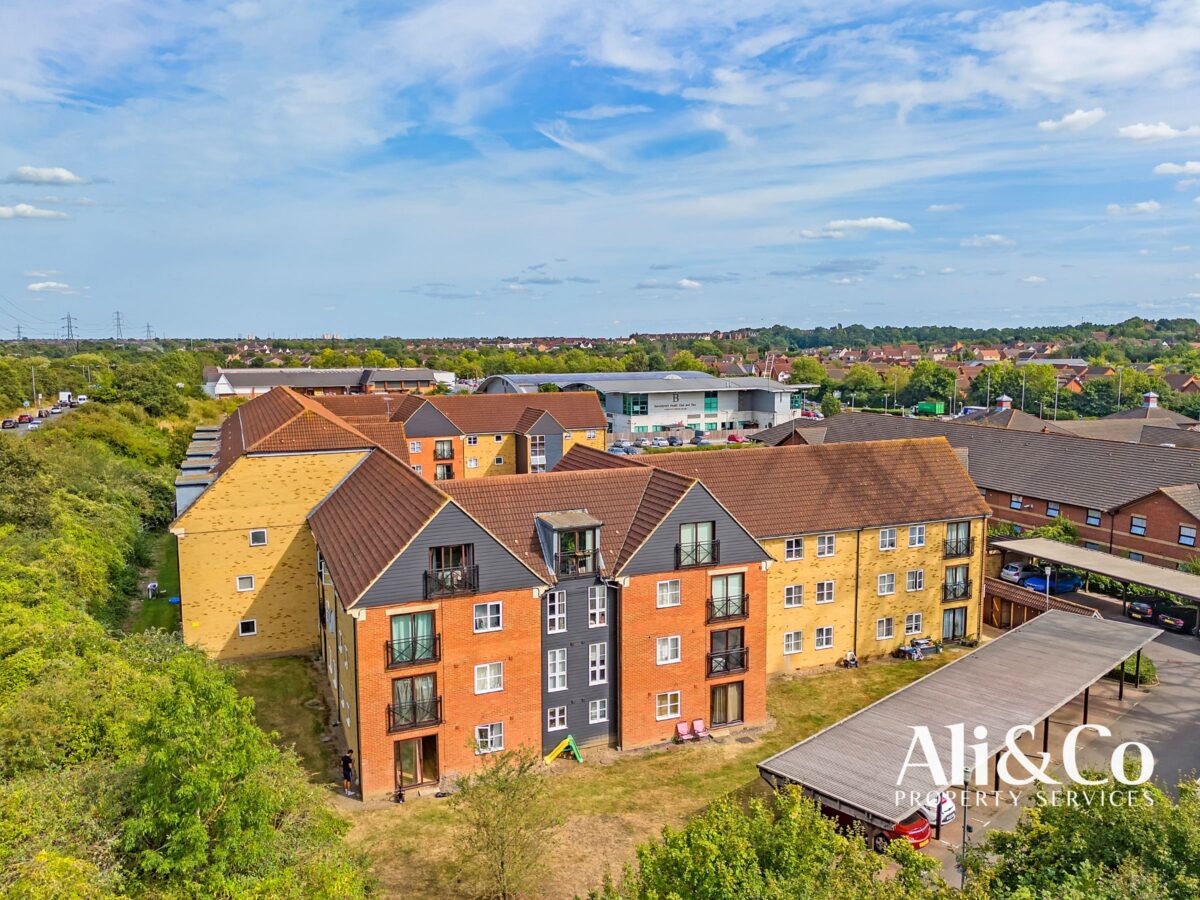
1158,484,1200,519
352,422,411,463
312,393,405,420
514,407,563,434
983,577,1100,618
388,393,429,423
957,408,1071,434
391,392,606,434
307,450,448,606
554,444,644,471
746,419,823,446
1104,404,1197,425
443,467,694,581
568,439,990,538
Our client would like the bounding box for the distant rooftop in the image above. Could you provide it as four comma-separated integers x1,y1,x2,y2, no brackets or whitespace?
479,371,816,394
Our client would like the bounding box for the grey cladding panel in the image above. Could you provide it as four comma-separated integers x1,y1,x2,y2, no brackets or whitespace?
405,404,460,438
621,483,769,577
358,504,542,607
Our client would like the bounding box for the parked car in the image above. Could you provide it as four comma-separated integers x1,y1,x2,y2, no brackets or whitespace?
607,446,628,455
1156,612,1191,633
1021,570,1084,595
632,437,652,448
68,400,80,408
667,436,685,447
76,395,89,403
16,414,32,424
1127,599,1158,622
690,434,712,446
27,420,41,430
919,792,957,825
624,446,645,456
651,437,670,447
1,419,15,429
823,805,931,853
613,439,632,448
999,562,1042,584
49,406,63,415
727,434,747,443
37,409,51,418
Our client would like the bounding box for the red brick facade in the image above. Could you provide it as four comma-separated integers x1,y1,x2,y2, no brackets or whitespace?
352,586,541,798
619,564,768,748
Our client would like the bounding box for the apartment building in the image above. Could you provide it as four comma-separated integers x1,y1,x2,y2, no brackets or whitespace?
787,410,1200,569
309,455,770,797
313,391,608,480
476,371,818,433
556,439,990,670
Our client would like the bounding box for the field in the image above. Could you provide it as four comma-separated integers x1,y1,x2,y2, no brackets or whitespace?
126,531,182,634
236,649,964,899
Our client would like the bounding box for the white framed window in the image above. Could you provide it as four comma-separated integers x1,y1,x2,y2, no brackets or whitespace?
474,661,503,694
1046,501,1060,518
783,630,803,654
586,430,597,440
815,626,834,649
784,538,804,561
908,524,925,548
816,534,835,557
548,706,567,731
546,591,566,633
466,435,479,446
475,722,504,753
494,434,503,443
587,586,607,627
249,529,268,547
495,456,505,465
473,601,502,633
906,570,925,592
905,612,923,635
589,642,608,684
657,635,681,665
1086,508,1102,526
1180,525,1197,547
656,579,681,608
1010,494,1023,510
547,648,567,692
879,527,897,551
878,573,896,595
238,618,257,637
783,584,803,607
236,574,255,592
815,581,834,604
412,464,423,476
408,440,422,454
1130,515,1147,536
466,457,479,469
655,691,681,720
589,698,607,723
876,616,895,640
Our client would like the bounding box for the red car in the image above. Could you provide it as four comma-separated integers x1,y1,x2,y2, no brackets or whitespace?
824,806,932,853
16,414,32,424
727,434,747,443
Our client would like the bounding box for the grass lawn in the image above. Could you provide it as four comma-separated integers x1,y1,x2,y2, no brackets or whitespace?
232,657,338,781
341,650,965,900
126,532,181,634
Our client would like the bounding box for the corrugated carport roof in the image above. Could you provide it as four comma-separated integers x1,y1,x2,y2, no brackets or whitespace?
993,537,1200,603
758,611,1157,828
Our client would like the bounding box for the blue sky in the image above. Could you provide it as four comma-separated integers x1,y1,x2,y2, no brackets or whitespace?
2,1,1200,338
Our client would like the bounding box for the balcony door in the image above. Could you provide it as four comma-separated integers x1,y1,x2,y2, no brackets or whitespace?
392,673,438,728
710,627,746,674
395,734,439,789
389,611,436,666
680,521,715,566
711,682,744,727
710,573,745,619
942,606,967,641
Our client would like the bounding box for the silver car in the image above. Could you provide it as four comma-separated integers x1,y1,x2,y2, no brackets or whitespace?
1000,562,1042,584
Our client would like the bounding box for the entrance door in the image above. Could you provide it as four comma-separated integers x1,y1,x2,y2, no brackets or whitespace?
942,607,967,641
711,682,744,726
395,735,439,789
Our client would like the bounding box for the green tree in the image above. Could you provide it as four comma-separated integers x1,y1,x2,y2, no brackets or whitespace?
363,349,387,368
789,356,828,387
842,364,885,406
820,393,842,417
899,360,957,406
111,365,186,417
669,350,707,371
450,749,560,900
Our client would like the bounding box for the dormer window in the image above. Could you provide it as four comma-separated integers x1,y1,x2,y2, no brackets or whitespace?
557,528,597,576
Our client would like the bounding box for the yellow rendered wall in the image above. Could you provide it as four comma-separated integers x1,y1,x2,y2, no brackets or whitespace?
172,451,368,659
462,434,518,477
764,517,987,674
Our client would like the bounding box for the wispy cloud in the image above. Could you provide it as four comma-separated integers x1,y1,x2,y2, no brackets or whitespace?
1153,161,1200,176
801,217,913,239
1021,275,1046,284
960,234,1016,248
563,104,653,120
927,204,962,213
1106,200,1160,216
0,204,69,220
635,277,702,290
27,280,75,293
3,166,85,185
1037,108,1106,132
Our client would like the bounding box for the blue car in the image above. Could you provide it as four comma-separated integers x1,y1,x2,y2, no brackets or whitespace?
1021,570,1083,595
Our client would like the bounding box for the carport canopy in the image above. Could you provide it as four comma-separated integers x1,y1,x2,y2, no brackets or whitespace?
758,611,1158,830
993,537,1200,604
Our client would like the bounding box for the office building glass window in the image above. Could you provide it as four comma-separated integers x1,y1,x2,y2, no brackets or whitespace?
622,393,649,416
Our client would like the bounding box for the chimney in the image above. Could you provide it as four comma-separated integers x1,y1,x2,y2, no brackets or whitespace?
996,394,1013,410
1143,391,1159,408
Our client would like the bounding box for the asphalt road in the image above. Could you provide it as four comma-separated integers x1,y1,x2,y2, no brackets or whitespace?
1,403,80,437
1064,589,1200,794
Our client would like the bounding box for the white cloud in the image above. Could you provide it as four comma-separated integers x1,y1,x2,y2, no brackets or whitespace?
1037,108,1106,132
634,277,702,291
1153,161,1200,175
927,204,962,212
1173,245,1192,252
938,267,957,274
23,269,58,277
0,204,69,220
961,234,1016,248
831,276,862,285
1021,275,1046,284
1119,122,1200,141
562,104,652,120
3,166,84,185
803,216,913,239
26,281,74,293
1106,200,1160,216
677,278,702,289
535,121,622,170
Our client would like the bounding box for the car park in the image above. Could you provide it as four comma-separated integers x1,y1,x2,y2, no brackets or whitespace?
1156,612,1191,633
1127,599,1157,622
919,791,957,825
1021,570,1084,595
613,439,632,448
624,446,645,455
1000,562,1042,583
690,435,712,446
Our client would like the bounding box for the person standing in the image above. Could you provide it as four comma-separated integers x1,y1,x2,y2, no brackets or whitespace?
341,749,355,797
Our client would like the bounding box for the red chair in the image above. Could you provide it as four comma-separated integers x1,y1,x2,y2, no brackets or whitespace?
692,719,711,740
675,722,697,742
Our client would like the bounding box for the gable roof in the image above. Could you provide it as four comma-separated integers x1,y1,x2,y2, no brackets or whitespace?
1103,404,1197,425
390,391,606,434
577,439,989,538
514,407,564,435
957,407,1070,434
306,450,449,606
1154,484,1200,520
745,419,823,446
792,411,1200,512
442,467,697,581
